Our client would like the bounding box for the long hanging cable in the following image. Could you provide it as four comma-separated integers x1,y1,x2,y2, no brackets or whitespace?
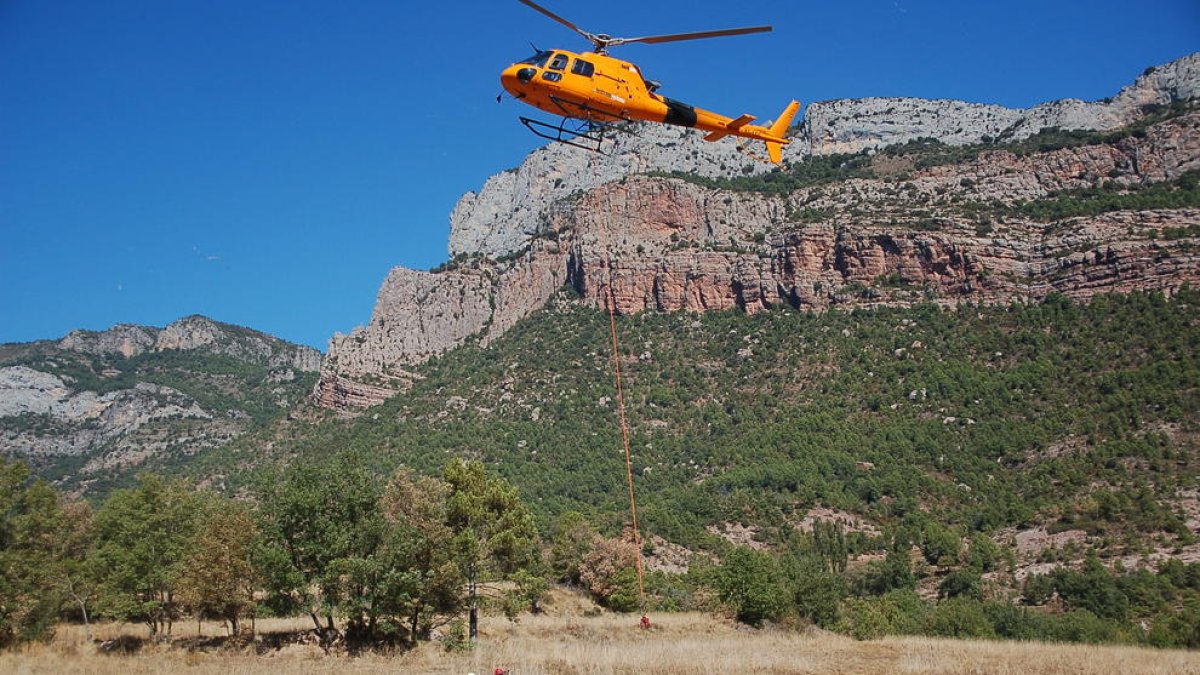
597,182,646,604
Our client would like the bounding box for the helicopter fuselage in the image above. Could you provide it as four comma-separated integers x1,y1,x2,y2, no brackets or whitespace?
500,49,793,151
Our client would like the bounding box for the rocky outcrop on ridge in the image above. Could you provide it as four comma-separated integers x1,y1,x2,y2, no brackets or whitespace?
59,315,322,372
801,54,1199,158
1,316,321,490
451,54,1200,259
317,54,1200,410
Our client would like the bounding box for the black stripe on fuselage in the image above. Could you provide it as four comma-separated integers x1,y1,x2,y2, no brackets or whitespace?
662,97,698,127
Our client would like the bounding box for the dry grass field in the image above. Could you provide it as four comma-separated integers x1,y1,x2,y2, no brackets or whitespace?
3,606,1198,675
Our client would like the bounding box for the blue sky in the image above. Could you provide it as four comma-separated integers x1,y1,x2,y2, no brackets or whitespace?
1,1,1197,350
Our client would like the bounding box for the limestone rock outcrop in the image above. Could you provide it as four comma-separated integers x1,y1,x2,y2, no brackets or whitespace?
800,54,1199,157
59,315,322,372
2,316,321,488
317,54,1200,411
451,53,1200,259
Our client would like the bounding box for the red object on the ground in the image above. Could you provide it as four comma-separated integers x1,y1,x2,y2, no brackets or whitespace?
494,668,508,675
640,615,651,629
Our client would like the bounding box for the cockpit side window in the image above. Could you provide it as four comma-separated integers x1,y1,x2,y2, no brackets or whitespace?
520,51,552,67
548,53,569,71
571,59,595,77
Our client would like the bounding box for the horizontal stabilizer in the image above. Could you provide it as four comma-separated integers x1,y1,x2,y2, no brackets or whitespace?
704,113,757,142
728,113,756,130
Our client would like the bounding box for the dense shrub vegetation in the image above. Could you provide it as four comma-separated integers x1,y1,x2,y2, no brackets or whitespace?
57,288,1180,649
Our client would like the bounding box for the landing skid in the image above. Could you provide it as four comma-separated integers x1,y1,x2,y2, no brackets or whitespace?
520,115,611,153
518,96,637,153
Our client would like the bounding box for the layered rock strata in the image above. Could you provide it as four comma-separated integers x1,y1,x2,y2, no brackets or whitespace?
317,106,1200,410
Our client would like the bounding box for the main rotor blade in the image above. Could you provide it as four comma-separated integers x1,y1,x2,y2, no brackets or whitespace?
612,25,772,47
518,0,596,42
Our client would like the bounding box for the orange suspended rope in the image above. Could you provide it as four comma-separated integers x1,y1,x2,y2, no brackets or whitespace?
598,184,646,605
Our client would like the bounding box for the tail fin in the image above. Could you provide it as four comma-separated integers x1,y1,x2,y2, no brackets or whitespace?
764,100,801,164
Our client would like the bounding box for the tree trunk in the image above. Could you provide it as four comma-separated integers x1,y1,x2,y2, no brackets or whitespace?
468,578,478,642
66,576,92,642
309,611,323,633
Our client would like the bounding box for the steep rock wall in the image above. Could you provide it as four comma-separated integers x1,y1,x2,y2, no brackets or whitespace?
451,53,1200,259
317,106,1200,410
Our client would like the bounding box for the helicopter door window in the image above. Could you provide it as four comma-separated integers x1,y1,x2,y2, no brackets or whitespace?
571,59,595,77
548,53,569,71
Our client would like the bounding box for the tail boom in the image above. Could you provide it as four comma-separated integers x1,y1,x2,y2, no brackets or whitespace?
695,99,801,164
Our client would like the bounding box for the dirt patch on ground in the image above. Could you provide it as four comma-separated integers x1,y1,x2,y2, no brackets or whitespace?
706,522,769,550
1012,527,1089,557
1172,488,1200,532
794,506,883,537
643,534,712,574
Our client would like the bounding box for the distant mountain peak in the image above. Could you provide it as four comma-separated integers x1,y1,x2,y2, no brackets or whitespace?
55,316,321,372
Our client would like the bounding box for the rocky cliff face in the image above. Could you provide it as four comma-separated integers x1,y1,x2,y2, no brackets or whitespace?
800,54,1199,158
1,316,320,492
317,54,1200,410
451,54,1200,259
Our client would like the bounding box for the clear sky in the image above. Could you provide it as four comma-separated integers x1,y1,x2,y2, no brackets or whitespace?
2,1,1197,350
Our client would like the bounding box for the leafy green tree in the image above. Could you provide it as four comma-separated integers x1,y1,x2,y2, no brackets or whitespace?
927,597,996,638
715,546,787,626
1147,605,1200,648
938,569,984,600
860,547,915,595
1021,572,1055,606
91,473,201,636
965,532,1001,573
379,468,461,645
548,511,596,585
175,500,259,635
837,597,891,640
920,523,962,567
0,460,70,647
1052,555,1129,622
442,459,540,642
578,535,640,610
785,553,846,627
257,452,384,639
53,500,98,640
811,519,849,573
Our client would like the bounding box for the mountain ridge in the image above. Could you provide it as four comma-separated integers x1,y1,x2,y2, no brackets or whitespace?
318,54,1200,410
451,53,1200,258
0,314,320,493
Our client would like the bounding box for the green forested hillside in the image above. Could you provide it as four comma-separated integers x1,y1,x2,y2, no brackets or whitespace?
194,289,1198,558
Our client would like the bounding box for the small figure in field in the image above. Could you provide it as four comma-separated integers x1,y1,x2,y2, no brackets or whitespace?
640,615,651,630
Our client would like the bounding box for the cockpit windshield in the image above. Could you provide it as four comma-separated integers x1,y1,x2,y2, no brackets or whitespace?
520,51,552,67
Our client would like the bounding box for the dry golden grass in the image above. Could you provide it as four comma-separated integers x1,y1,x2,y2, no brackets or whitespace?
3,607,1197,675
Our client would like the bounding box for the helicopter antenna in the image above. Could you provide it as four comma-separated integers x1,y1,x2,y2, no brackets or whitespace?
518,0,770,54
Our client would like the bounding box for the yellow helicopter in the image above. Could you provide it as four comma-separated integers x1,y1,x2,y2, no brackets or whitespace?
500,0,799,163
